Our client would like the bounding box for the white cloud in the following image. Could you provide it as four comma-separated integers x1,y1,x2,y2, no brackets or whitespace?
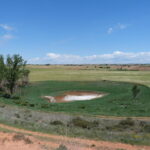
28,51,150,64
118,23,127,30
107,27,113,34
2,34,14,40
107,23,128,34
47,53,61,59
0,24,13,31
0,24,15,43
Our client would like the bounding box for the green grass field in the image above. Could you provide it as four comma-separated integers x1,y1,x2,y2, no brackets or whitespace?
18,80,150,116
1,81,150,117
0,65,150,117
28,66,150,87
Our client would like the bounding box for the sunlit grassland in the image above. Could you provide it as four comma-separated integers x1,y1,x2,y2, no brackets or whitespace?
28,65,150,87
0,65,149,117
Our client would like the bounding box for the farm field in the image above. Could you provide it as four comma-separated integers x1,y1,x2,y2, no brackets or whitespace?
28,65,150,87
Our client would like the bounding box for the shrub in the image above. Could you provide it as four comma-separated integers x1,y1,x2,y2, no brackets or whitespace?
41,103,49,109
2,93,11,99
70,117,99,129
20,100,29,106
144,124,150,133
23,137,33,144
132,85,140,99
119,118,135,127
13,100,22,105
139,121,150,132
29,103,35,107
50,120,64,126
79,105,86,109
14,113,20,118
91,144,96,147
12,134,32,144
106,118,135,131
56,144,68,150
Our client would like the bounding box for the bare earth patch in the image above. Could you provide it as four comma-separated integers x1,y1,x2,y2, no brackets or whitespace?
42,91,105,103
0,123,150,150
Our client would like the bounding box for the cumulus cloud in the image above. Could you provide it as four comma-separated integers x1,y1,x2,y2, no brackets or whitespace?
47,53,61,59
0,24,13,31
28,51,150,64
107,23,128,34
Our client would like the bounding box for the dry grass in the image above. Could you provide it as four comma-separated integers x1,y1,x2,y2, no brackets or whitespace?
12,133,33,144
28,65,150,87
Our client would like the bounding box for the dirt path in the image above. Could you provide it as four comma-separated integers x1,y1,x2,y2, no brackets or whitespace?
0,123,149,150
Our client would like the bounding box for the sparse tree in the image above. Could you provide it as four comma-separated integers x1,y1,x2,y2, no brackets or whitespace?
132,85,140,99
5,54,28,95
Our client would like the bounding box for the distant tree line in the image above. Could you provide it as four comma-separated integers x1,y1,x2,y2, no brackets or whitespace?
0,54,30,98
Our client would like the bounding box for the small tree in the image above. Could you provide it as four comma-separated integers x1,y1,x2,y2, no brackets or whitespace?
5,54,28,95
132,85,140,99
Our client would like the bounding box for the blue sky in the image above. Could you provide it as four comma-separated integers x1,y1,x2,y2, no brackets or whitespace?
0,0,150,64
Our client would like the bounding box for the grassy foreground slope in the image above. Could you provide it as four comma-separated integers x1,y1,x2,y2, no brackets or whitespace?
0,80,148,117
28,65,150,87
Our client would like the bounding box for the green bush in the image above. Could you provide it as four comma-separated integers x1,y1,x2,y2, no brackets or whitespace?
20,100,29,106
106,118,135,131
2,93,11,99
50,120,64,126
139,121,150,132
29,103,35,107
14,113,20,118
70,117,99,129
119,118,135,127
41,104,49,109
132,85,140,99
143,124,150,132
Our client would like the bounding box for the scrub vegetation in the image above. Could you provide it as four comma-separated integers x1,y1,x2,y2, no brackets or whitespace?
0,63,150,146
